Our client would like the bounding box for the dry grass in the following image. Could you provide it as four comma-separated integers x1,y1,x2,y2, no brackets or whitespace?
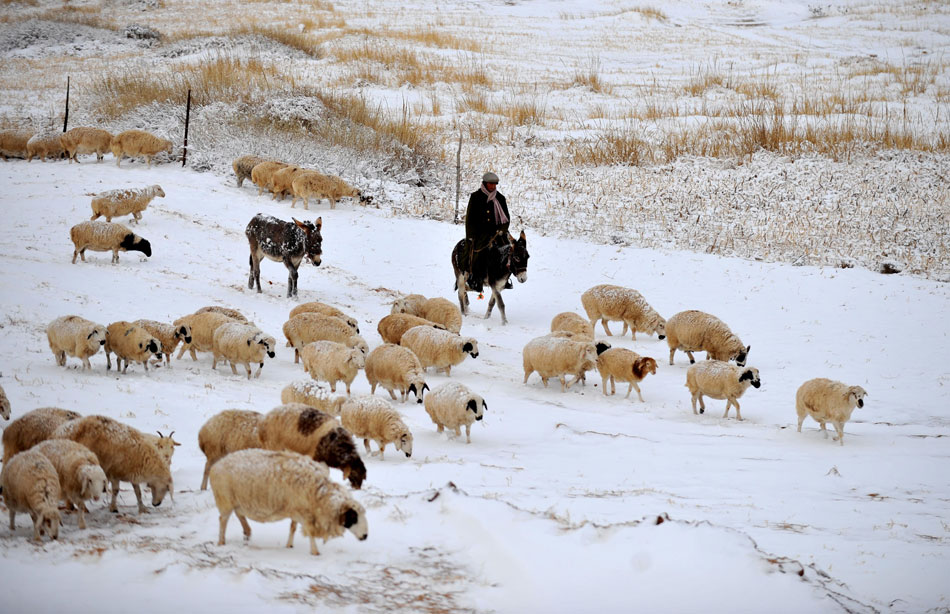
234,24,327,58
572,55,612,94
349,26,482,52
632,6,668,21
35,5,119,31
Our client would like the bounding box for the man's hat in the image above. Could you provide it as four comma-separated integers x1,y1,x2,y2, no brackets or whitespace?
482,172,499,184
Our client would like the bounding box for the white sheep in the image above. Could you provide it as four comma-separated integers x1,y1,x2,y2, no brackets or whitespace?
32,439,107,530
61,126,113,163
340,395,412,459
364,343,429,404
289,302,359,333
69,220,152,264
399,326,478,376
522,335,598,391
209,448,368,555
0,383,9,421
1,449,61,541
0,129,31,160
377,313,445,345
211,323,277,379
104,321,162,373
391,294,427,316
89,184,165,224
301,340,365,394
111,129,173,167
423,382,486,444
250,160,289,196
26,131,65,162
173,311,239,361
596,348,658,402
194,305,252,324
685,360,761,420
133,319,193,366
283,312,368,364
280,381,347,416
550,311,595,341
56,415,173,514
232,154,268,188
46,315,107,370
2,407,82,463
665,310,750,366
197,409,264,490
580,284,666,340
796,378,868,445
291,171,369,210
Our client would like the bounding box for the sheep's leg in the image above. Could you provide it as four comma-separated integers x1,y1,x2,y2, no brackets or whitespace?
8,509,15,530
601,375,610,396
733,400,742,421
200,462,211,490
329,382,337,393
833,422,845,445
796,411,806,432
109,479,120,513
363,439,372,454
132,484,147,514
388,389,398,401
189,348,198,361
31,513,41,541
541,376,549,388
633,382,644,403
244,363,252,379
819,421,828,438
81,355,91,370
378,443,386,459
217,510,231,545
436,424,444,433
72,249,79,264
106,350,112,370
329,197,336,210
76,498,87,530
287,520,296,548
454,426,462,438
465,425,472,444
621,322,628,336
254,363,263,379
669,348,676,365
696,395,705,414
723,400,733,419
294,348,300,364
690,393,699,415
309,536,319,556
112,248,119,264
610,376,617,395
558,375,568,391
237,514,252,541
602,320,613,336
686,351,696,364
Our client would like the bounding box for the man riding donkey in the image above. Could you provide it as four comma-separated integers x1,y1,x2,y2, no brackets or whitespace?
459,172,510,293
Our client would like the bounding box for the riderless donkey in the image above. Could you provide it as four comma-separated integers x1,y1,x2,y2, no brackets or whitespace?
245,213,322,298
451,230,529,325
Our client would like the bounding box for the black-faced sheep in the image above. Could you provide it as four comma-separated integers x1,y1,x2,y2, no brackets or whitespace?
423,382,486,444
685,360,761,420
197,409,264,490
69,221,152,264
580,284,666,340
61,126,113,163
111,129,172,167
596,348,658,402
399,326,478,376
211,323,277,379
1,449,61,541
665,310,749,366
105,321,162,373
340,395,412,459
796,378,868,445
46,315,106,370
364,343,429,404
133,319,192,366
209,448,368,555
32,439,107,530
173,311,240,361
2,407,82,463
89,185,165,224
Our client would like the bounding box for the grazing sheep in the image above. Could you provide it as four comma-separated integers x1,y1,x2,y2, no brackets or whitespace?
364,343,429,404
0,383,9,421
270,165,309,201
69,221,152,264
56,415,173,514
283,313,368,364
301,340,365,394
197,410,264,490
46,315,107,370
796,378,869,446
580,284,666,340
258,403,367,489
194,306,251,324
281,381,347,416
685,360,761,421
104,321,162,374
232,154,268,188
32,439,107,530
551,312,595,341
250,160,289,196
133,319,192,366
111,129,172,167
377,313,445,345
1,449,61,541
423,382,486,444
522,336,598,391
390,294,427,316
89,184,165,224
26,131,65,162
391,295,463,334
209,448,368,555
2,407,82,463
173,311,239,361
211,323,277,379
340,395,412,459
289,302,359,333
0,129,31,160
665,310,749,367
399,326,478,376
291,171,371,210
61,126,113,163
596,348,658,402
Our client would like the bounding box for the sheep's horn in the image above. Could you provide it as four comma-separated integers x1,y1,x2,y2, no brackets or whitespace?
156,430,164,438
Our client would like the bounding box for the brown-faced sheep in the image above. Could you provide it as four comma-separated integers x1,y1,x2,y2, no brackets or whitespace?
46,315,106,370
301,341,365,394
90,185,165,224
197,409,264,490
796,378,868,445
61,126,113,163
596,348,658,402
377,313,445,345
173,311,239,361
580,284,666,340
280,381,347,416
423,382,486,444
258,403,367,489
56,415,173,514
232,154,268,188
289,302,359,333
522,336,598,391
399,326,478,376
2,407,82,463
210,448,368,555
1,449,61,541
0,129,31,160
685,360,761,421
26,131,65,162
133,319,193,366
340,396,412,459
32,439,107,530
69,221,152,264
291,171,370,210
665,310,749,367
364,344,428,404
283,313,368,364
211,323,277,379
250,160,289,196
111,129,172,167
550,312,595,341
104,321,162,373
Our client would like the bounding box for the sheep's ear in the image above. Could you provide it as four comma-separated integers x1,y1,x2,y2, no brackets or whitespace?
87,330,97,339
423,383,430,392
482,399,488,411
746,345,751,354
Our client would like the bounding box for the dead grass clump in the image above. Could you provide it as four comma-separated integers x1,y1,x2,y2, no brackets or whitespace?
313,91,434,157
350,26,481,52
572,55,612,94
235,24,326,58
633,6,668,21
36,5,117,30
497,94,547,126
570,125,653,167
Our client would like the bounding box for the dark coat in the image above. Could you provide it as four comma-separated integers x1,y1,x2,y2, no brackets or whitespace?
465,189,510,253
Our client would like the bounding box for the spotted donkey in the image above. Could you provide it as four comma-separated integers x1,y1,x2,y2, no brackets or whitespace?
245,213,322,298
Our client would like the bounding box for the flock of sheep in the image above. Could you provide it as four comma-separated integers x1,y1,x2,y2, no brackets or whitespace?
0,134,868,557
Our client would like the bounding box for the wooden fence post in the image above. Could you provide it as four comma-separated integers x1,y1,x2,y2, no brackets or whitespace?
454,127,462,224
181,88,191,167
63,76,69,133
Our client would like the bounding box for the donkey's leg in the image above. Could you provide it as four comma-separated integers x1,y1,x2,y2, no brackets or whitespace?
285,260,299,298
456,273,469,315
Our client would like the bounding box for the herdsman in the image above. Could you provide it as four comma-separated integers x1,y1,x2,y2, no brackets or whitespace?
460,172,510,292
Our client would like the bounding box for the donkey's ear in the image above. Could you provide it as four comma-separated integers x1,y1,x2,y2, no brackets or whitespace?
507,232,516,243
315,216,322,230
292,217,306,229
520,230,526,241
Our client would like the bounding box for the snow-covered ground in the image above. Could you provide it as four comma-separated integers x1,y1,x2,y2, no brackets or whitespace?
0,157,948,613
